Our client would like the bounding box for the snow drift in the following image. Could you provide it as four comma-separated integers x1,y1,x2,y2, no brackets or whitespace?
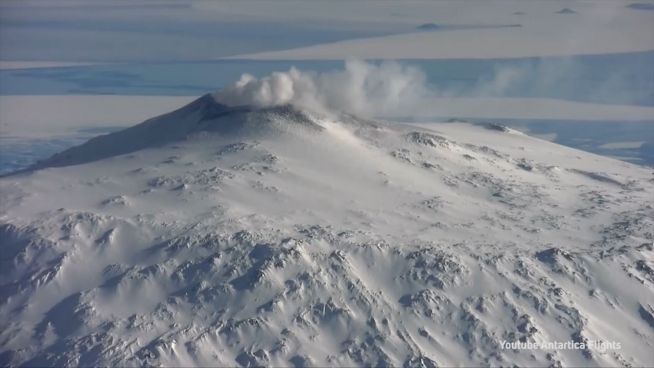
1,92,653,367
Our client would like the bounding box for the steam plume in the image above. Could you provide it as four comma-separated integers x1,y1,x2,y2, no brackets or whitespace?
213,60,430,116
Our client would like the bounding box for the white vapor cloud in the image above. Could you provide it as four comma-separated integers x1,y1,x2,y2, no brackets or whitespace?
214,57,651,119
213,60,431,116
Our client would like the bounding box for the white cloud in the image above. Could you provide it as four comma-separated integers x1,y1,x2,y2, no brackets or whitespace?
213,60,430,117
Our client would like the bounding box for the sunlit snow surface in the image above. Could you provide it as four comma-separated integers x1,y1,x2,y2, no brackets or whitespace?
1,0,653,364
1,97,653,366
1,53,653,174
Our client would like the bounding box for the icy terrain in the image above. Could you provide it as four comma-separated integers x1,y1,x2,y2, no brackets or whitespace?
1,93,654,367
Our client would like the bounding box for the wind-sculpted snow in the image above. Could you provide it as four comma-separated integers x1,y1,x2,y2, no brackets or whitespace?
1,96,654,366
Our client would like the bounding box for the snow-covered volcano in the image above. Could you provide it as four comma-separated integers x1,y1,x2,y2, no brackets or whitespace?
1,95,653,367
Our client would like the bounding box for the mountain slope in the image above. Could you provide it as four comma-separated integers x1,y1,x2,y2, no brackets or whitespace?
1,95,653,367
30,94,321,170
